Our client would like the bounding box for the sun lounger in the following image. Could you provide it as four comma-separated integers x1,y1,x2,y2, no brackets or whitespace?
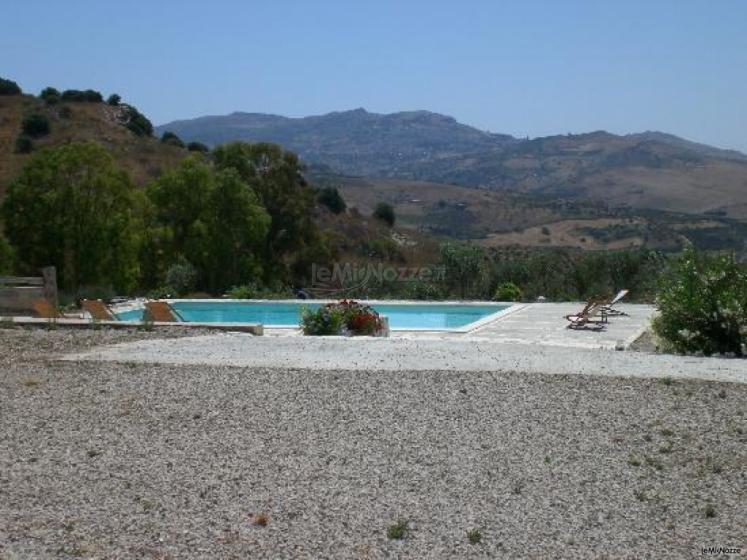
82,299,118,321
144,301,183,322
32,298,62,319
565,300,607,330
600,289,629,316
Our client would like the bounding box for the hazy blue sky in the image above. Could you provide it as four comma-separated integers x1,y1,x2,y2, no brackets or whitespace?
3,1,746,150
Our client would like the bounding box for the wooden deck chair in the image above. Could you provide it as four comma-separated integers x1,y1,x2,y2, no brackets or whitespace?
565,300,607,330
144,301,183,322
600,289,629,316
82,299,118,321
32,298,63,319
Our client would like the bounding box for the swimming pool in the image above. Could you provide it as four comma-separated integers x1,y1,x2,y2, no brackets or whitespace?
116,301,512,331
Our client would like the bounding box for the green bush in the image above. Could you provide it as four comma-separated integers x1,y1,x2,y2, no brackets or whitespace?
0,233,14,274
301,300,383,336
22,113,50,137
40,87,61,104
227,284,257,299
373,202,395,226
0,77,21,95
187,141,209,153
317,187,346,214
493,281,523,302
123,105,153,136
61,89,103,102
301,305,345,335
14,134,33,154
407,280,443,300
107,93,121,106
652,247,746,356
164,261,198,296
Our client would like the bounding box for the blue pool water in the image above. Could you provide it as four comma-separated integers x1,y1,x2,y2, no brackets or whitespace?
117,301,509,330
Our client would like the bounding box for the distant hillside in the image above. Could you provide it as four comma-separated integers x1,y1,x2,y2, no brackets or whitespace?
0,93,187,196
157,108,517,176
160,110,747,220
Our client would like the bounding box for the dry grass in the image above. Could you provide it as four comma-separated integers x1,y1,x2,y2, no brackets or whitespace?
0,94,187,197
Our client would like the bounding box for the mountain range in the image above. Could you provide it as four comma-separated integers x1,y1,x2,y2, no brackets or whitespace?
158,109,747,220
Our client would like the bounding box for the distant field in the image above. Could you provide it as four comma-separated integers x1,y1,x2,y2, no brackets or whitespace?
333,175,742,252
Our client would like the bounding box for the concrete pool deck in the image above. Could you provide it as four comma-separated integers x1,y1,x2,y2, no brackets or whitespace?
62,303,747,384
266,302,654,349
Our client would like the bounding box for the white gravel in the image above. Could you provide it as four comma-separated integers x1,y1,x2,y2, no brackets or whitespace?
67,333,747,384
1,328,746,558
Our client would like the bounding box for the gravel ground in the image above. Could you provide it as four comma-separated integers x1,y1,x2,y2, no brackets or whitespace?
1,328,745,559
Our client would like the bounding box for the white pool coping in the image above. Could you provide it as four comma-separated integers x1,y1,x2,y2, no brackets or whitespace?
114,299,524,333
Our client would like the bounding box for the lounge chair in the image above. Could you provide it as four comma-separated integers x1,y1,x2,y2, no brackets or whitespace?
600,289,629,316
565,300,607,330
144,301,183,322
82,299,118,321
32,298,62,319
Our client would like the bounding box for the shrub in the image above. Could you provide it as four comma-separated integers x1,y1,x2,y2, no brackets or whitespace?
652,246,746,356
21,113,50,137
317,187,346,214
60,89,103,102
14,134,33,154
187,141,209,153
227,284,257,299
107,93,121,106
373,202,395,226
0,233,14,274
0,77,21,95
58,106,73,119
493,281,523,302
466,528,482,544
40,87,61,104
386,519,409,540
407,280,443,300
122,105,153,136
365,238,403,262
161,131,185,148
301,304,345,335
301,300,383,336
164,261,198,296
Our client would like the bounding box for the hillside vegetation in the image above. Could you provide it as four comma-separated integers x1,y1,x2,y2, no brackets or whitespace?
0,93,186,197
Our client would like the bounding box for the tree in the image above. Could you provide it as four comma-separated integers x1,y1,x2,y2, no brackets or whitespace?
373,202,395,226
187,141,209,153
145,157,270,293
439,242,486,299
21,113,50,137
107,93,121,106
317,187,346,214
61,89,103,102
160,131,185,148
212,142,323,283
0,77,21,95
2,142,141,293
40,87,61,104
123,105,153,136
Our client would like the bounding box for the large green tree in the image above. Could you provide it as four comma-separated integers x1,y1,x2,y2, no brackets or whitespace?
145,157,270,293
212,142,324,283
2,142,140,292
